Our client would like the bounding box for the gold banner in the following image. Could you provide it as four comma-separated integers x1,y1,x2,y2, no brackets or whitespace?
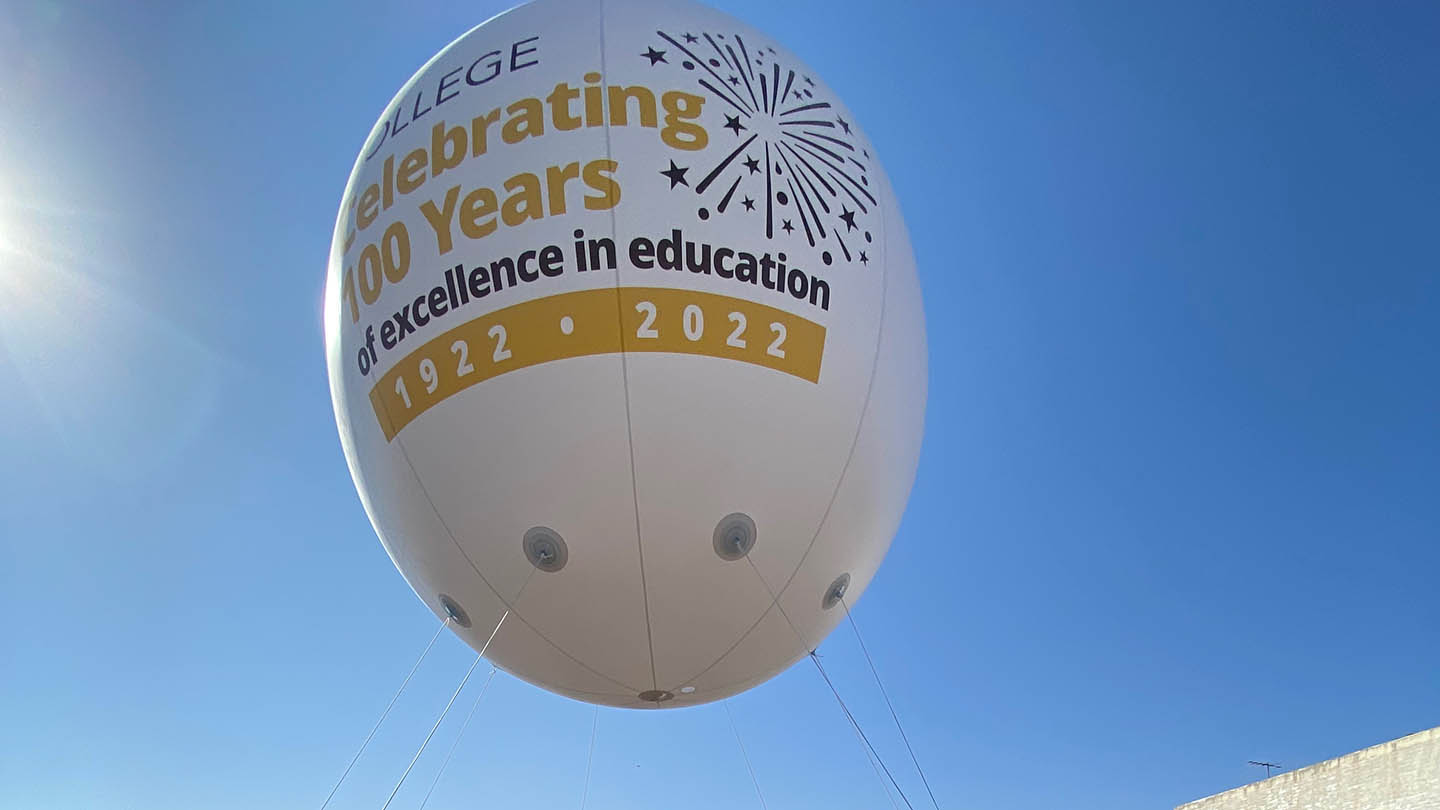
369,287,826,441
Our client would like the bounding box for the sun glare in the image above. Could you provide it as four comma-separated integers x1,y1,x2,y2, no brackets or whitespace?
0,217,18,286
0,203,45,292
0,214,29,291
0,204,25,264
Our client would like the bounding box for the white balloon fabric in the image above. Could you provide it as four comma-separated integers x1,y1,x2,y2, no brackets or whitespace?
325,0,926,708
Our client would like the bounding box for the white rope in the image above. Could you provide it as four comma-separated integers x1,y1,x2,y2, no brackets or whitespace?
841,597,941,809
736,557,908,810
316,617,449,810
416,667,497,810
723,700,769,810
810,651,915,810
379,610,509,810
846,696,904,810
578,706,600,810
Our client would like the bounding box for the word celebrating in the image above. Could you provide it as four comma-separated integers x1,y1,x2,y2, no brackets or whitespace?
343,70,707,246
368,287,826,441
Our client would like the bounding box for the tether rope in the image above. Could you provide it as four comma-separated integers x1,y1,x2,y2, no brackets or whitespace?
723,700,770,810
849,702,905,810
737,557,912,810
578,706,600,810
379,610,510,810
810,651,916,810
841,597,941,810
316,617,450,810
416,667,497,810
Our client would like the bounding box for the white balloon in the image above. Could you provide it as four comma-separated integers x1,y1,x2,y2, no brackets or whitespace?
325,0,925,708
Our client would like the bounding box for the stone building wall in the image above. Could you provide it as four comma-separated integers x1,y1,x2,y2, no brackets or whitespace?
1178,726,1440,810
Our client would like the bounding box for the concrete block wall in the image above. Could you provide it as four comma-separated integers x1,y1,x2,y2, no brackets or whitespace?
1177,726,1440,810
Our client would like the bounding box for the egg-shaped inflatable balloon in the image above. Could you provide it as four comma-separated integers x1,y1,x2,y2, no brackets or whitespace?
325,0,925,708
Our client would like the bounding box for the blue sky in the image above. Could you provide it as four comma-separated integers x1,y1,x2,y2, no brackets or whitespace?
2,1,1437,808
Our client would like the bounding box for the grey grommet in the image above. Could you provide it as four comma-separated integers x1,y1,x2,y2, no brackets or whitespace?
638,689,674,703
712,513,757,561
438,594,472,628
523,526,568,572
822,573,851,610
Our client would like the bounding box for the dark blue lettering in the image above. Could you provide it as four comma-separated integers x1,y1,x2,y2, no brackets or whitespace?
510,36,540,70
436,66,464,106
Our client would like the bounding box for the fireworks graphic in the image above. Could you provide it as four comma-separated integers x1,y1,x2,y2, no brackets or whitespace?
641,29,875,267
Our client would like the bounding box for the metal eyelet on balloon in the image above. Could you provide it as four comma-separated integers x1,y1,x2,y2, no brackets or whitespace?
712,513,757,561
523,526,568,573
438,594,472,628
822,573,851,610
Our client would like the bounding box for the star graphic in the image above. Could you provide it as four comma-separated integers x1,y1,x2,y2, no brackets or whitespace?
741,196,755,211
660,161,689,188
683,33,698,43
835,115,851,134
859,250,869,265
723,114,745,135
781,219,794,233
729,74,740,86
743,156,760,174
642,47,667,65
839,207,857,231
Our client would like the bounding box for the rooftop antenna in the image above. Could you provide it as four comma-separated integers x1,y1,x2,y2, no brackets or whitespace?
1248,760,1282,778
